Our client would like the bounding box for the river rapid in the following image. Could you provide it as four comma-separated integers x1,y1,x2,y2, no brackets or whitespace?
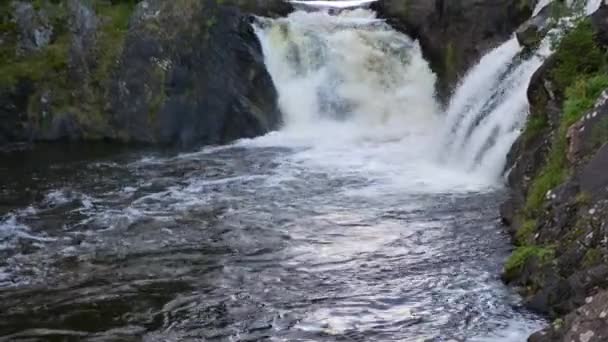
0,139,543,341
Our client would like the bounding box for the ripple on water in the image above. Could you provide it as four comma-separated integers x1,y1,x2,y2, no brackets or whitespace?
0,144,545,340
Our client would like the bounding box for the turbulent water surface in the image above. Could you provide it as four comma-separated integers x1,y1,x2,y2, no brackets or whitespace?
0,4,555,342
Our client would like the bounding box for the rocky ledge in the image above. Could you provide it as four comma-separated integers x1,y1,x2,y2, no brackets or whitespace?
501,4,608,341
0,0,290,146
372,0,537,101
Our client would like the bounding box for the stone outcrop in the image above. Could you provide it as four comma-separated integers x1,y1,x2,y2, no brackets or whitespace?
108,0,281,145
501,4,608,340
529,290,608,342
0,0,285,146
372,0,537,101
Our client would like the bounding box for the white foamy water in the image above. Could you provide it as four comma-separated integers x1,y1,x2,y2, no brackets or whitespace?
438,0,601,180
253,9,503,193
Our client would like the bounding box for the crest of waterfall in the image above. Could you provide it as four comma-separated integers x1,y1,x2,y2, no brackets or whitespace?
254,8,439,143
438,0,603,180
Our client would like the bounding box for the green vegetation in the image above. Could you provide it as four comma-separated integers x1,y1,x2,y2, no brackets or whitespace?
524,20,608,216
551,20,606,90
0,0,69,88
582,248,603,267
0,36,70,87
506,19,608,285
504,246,555,280
515,219,537,245
522,114,548,143
0,0,136,138
92,1,135,91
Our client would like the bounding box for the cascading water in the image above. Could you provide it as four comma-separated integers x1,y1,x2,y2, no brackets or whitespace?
254,9,438,143
437,0,602,180
250,7,505,192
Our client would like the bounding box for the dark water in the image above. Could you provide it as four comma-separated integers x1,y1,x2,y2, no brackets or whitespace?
0,141,542,341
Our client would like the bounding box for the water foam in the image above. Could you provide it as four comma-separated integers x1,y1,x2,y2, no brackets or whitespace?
252,0,602,189
252,8,499,193
438,0,601,181
255,9,438,140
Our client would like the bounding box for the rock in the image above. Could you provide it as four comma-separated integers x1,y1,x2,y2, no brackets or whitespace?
577,144,608,199
517,4,553,49
108,0,281,145
0,81,34,143
567,90,608,166
67,0,98,79
372,0,537,101
529,290,608,342
12,1,53,55
0,0,283,147
591,2,608,46
219,0,293,17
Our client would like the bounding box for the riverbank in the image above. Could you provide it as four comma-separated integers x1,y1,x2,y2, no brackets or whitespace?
501,4,608,340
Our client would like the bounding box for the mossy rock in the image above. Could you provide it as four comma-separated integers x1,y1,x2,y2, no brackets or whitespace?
504,246,555,282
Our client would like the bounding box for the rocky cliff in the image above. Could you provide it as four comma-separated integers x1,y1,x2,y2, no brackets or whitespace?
0,0,288,146
372,0,537,101
501,4,608,341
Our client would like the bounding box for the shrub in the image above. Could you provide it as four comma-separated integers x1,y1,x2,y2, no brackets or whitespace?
551,20,606,91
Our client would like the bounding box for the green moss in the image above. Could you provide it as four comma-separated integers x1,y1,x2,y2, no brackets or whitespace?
0,0,136,139
93,1,135,89
524,20,608,216
524,137,567,215
576,191,592,205
522,114,548,143
563,75,608,125
551,20,606,90
504,246,555,280
516,219,538,245
582,248,602,267
0,35,70,87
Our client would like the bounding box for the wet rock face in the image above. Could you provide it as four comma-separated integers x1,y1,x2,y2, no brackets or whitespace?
109,0,281,145
372,0,537,102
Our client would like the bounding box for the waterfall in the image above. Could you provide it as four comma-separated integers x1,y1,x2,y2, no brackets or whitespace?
438,0,603,180
254,8,439,143
252,0,603,186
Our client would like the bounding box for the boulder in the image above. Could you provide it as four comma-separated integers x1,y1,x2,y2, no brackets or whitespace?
108,0,281,145
517,4,553,49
